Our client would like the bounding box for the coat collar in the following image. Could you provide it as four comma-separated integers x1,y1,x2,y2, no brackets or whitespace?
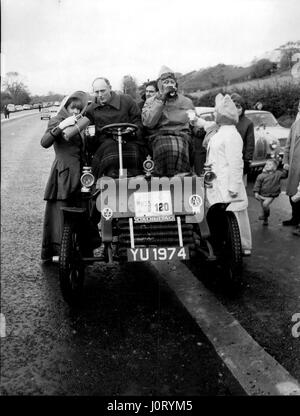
56,106,70,121
95,92,121,110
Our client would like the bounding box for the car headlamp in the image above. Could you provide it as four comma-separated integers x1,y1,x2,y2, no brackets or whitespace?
270,138,279,150
204,171,217,186
80,167,95,191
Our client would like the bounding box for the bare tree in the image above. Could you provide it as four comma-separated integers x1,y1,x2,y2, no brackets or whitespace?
121,75,138,99
2,72,31,104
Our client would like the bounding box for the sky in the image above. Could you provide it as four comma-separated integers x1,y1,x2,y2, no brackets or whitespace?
1,0,300,95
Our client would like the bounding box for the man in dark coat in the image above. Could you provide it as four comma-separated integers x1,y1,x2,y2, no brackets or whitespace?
85,77,146,178
85,77,147,259
4,105,10,119
282,117,300,235
138,80,159,111
231,93,255,184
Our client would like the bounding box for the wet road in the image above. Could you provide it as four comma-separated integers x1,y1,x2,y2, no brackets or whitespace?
1,114,299,396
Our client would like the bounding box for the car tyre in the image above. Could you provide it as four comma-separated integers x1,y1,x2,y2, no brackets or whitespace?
59,222,85,306
218,211,243,287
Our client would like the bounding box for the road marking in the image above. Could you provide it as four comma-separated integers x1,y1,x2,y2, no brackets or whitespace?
1,111,39,123
150,261,300,396
0,313,6,338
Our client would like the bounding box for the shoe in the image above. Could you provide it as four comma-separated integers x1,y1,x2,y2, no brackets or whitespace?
263,219,268,226
40,258,53,264
93,244,107,260
243,249,251,256
282,219,298,226
292,228,300,237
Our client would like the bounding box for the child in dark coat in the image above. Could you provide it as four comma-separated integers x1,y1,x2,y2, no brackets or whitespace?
253,159,288,225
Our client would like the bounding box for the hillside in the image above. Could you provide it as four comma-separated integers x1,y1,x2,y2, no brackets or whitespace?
177,41,300,93
189,70,297,99
178,64,252,92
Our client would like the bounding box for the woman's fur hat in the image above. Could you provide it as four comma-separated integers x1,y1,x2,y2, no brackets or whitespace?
215,93,239,125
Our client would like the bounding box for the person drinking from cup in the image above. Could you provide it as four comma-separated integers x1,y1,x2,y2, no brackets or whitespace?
40,91,100,262
142,66,196,176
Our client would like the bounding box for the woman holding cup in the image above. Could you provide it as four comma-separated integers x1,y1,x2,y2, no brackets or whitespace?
40,91,94,262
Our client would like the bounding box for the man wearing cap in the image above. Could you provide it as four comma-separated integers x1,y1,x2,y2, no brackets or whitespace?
142,66,195,176
230,93,255,186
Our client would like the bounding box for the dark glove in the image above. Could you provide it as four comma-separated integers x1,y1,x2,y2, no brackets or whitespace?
161,86,177,103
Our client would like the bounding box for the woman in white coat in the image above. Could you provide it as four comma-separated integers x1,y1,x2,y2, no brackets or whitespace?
205,93,252,255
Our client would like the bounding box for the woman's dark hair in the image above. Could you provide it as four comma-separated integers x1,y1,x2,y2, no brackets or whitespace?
65,97,83,110
145,80,158,91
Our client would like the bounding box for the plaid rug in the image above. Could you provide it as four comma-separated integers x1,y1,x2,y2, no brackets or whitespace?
92,139,144,177
150,131,193,176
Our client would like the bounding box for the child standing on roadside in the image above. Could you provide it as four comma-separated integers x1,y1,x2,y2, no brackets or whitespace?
253,159,288,225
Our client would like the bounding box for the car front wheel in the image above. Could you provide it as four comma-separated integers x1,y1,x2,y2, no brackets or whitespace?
59,222,85,306
218,211,243,286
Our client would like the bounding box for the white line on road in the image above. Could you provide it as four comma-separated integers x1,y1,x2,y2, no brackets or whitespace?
1,110,39,123
0,313,6,338
150,261,300,396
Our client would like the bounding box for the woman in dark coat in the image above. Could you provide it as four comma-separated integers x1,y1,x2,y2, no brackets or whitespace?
40,91,88,261
230,93,255,181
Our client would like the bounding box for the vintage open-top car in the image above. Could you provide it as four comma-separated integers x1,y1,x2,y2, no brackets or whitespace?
56,122,243,305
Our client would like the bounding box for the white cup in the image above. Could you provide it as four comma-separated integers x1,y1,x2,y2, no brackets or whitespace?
186,109,196,121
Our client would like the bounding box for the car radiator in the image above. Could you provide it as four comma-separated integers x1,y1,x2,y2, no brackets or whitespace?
253,136,269,160
115,218,195,258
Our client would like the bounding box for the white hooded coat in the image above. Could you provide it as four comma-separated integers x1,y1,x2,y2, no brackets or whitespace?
206,95,248,212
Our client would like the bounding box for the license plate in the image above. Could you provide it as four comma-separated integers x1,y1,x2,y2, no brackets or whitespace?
134,215,175,223
134,191,172,217
127,247,189,262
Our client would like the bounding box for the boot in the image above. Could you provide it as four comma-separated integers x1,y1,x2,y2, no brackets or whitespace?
262,207,270,225
292,226,300,236
93,243,107,261
282,218,298,226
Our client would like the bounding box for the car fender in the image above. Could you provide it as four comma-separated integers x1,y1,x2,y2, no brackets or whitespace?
61,207,87,223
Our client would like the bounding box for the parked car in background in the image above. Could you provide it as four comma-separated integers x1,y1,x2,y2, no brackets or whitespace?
49,106,58,118
22,104,32,110
15,105,23,111
195,107,289,171
54,101,60,106
41,107,51,120
32,103,39,109
6,104,16,112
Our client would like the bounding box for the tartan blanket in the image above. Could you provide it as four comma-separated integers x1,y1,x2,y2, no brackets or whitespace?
92,138,144,178
150,131,193,176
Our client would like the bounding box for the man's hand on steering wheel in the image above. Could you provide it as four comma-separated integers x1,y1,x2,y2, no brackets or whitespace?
123,126,135,135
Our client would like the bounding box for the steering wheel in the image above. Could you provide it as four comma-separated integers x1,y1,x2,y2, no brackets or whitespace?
99,123,138,136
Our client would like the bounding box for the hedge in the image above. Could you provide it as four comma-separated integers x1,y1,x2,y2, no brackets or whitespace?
187,82,300,119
